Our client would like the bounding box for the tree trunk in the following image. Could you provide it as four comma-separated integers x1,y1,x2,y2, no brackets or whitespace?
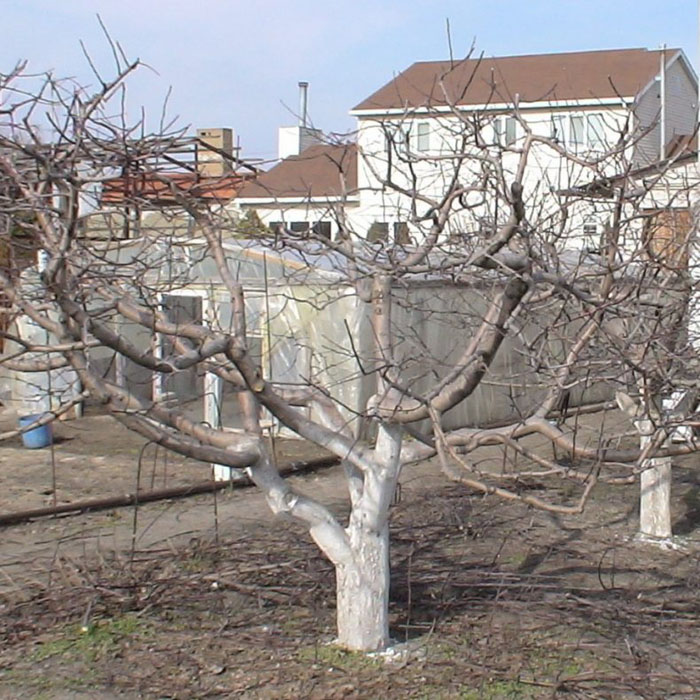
638,419,673,539
334,423,401,651
335,522,390,651
639,455,672,539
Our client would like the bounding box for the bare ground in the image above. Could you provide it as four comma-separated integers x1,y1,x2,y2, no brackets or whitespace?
1,408,700,698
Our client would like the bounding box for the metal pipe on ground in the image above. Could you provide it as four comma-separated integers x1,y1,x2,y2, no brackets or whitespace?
0,454,338,527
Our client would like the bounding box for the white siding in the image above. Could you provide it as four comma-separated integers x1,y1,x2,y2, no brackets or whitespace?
634,83,661,166
634,56,697,166
664,57,698,145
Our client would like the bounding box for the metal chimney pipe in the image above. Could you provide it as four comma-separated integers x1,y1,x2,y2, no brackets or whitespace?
298,81,309,127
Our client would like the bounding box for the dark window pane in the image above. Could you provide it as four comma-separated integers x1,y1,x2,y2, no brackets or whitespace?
368,222,389,242
551,114,566,142
393,222,410,244
290,221,310,233
312,221,331,238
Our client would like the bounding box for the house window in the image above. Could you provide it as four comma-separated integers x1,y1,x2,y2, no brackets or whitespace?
582,223,598,239
551,113,608,151
312,221,332,238
551,114,566,144
587,114,606,150
393,222,410,245
290,221,310,233
387,121,432,156
415,122,431,152
494,116,518,146
267,220,331,239
582,222,600,252
368,221,389,242
569,116,585,147
386,122,409,155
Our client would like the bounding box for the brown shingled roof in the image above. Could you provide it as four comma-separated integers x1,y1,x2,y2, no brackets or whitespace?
238,143,357,199
353,48,677,112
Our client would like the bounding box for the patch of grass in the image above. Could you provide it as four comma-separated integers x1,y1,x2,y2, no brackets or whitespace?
297,642,382,672
0,614,154,697
32,613,150,664
500,551,529,567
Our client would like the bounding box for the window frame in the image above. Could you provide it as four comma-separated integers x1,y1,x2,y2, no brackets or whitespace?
415,121,431,152
493,115,519,146
551,111,609,151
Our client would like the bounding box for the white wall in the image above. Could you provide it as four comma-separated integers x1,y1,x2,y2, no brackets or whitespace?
237,199,362,240
355,106,631,248
278,126,324,160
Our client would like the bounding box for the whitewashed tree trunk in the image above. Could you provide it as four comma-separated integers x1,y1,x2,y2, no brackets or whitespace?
335,423,402,651
336,522,390,651
245,423,401,652
638,419,673,539
639,457,672,538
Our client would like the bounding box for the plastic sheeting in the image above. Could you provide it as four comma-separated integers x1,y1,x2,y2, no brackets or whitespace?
1,238,610,434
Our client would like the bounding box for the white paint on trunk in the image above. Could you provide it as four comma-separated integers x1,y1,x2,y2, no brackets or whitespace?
336,523,390,651
637,419,673,539
335,423,402,651
639,457,672,538
248,447,353,569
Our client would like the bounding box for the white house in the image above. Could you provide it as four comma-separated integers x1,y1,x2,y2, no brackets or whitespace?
351,47,698,247
235,142,359,240
240,48,698,248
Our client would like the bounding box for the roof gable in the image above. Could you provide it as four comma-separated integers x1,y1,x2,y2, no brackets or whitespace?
353,48,679,113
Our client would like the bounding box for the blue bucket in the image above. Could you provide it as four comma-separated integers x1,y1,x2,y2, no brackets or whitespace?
18,414,54,449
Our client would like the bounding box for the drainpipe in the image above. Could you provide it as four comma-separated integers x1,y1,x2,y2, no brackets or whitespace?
660,44,667,159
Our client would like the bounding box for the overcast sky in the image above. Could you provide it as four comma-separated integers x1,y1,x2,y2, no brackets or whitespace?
1,1,698,164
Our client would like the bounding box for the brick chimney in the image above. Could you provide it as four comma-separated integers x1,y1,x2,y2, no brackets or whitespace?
196,128,235,177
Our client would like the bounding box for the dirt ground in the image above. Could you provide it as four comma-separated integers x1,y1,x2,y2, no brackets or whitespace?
1,407,700,698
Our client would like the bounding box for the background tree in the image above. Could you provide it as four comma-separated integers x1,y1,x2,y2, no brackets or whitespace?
234,208,269,238
1,53,698,652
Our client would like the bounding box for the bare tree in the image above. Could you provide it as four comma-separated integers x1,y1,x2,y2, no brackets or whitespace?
1,54,698,652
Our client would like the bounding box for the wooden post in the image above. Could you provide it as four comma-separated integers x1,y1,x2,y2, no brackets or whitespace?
203,294,239,481
152,297,165,404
